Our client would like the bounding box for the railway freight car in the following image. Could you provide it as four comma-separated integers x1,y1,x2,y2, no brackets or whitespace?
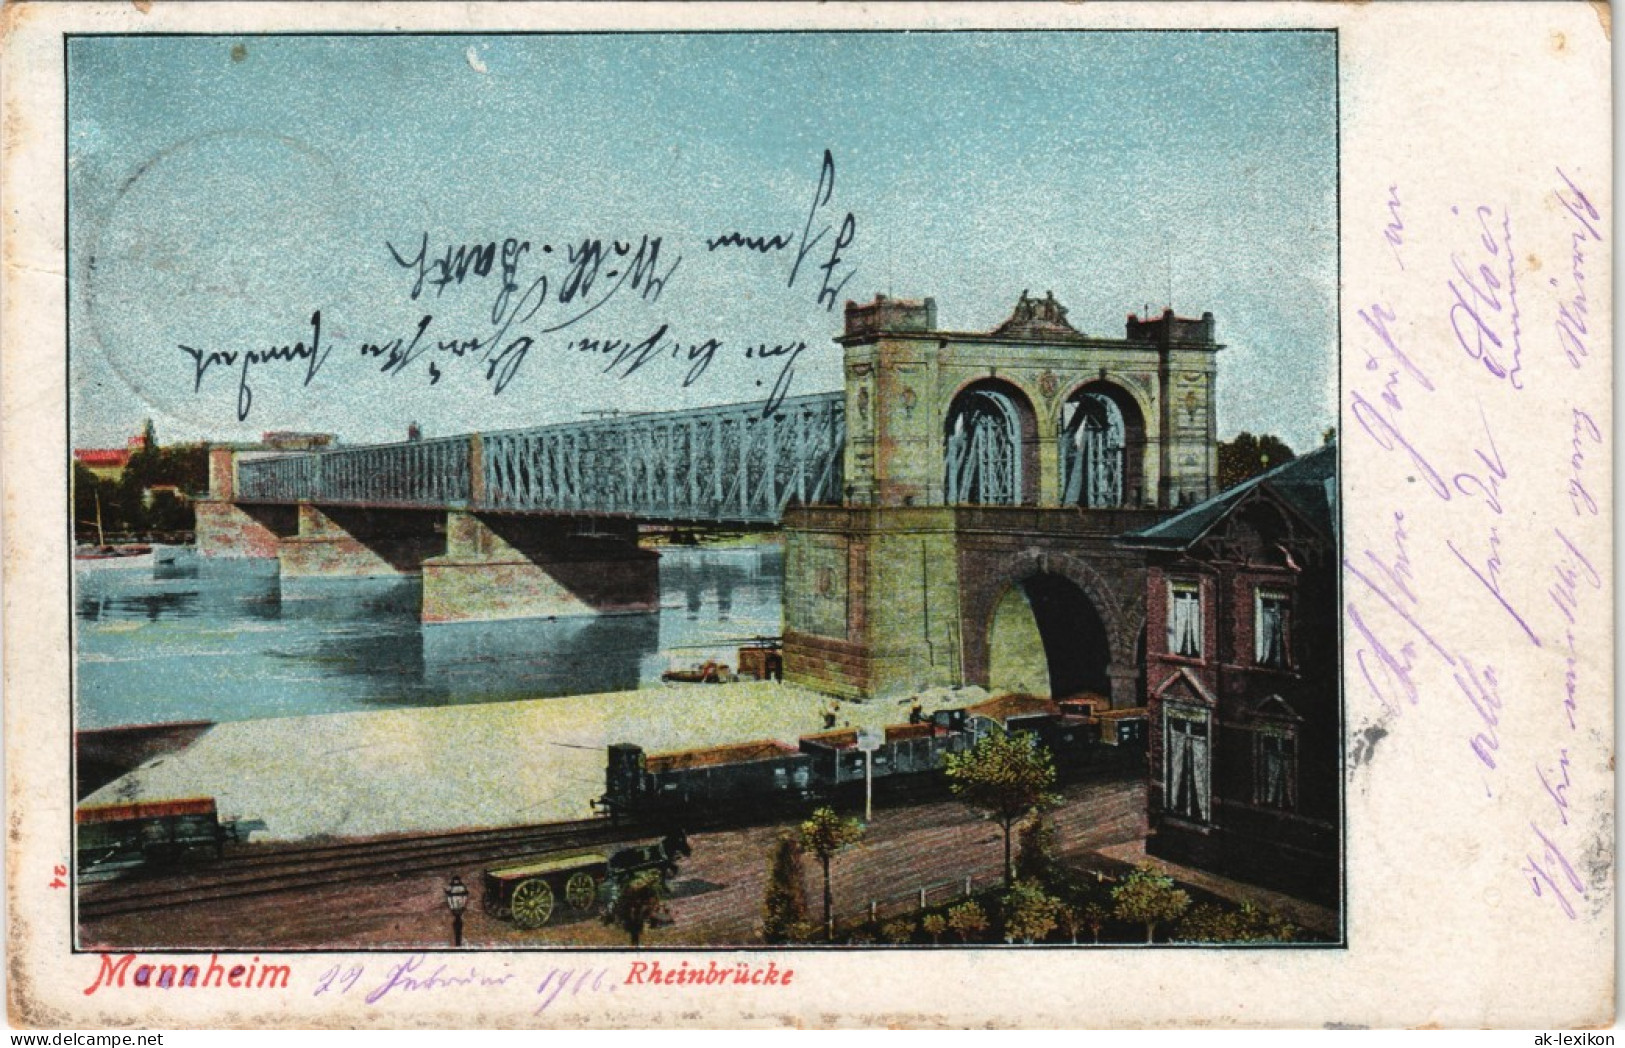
956,693,1108,771
796,721,974,790
76,797,233,868
600,695,1145,821
602,739,816,820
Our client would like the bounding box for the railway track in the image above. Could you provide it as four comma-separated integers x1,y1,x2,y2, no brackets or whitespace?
77,816,649,922
78,760,1141,924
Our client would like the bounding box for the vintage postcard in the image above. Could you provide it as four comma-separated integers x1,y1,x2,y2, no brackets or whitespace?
1,1,1612,1030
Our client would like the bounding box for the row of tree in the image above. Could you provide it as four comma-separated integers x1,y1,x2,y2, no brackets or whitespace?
758,727,1298,946
596,724,1300,947
1216,432,1297,491
761,728,1057,942
73,422,210,543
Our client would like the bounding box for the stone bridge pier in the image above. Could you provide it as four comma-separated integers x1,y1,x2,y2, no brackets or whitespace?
783,505,1157,705
194,447,301,559
196,447,657,622
278,504,445,578
422,512,658,623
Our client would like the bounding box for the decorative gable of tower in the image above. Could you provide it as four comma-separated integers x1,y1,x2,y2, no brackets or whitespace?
991,290,1088,341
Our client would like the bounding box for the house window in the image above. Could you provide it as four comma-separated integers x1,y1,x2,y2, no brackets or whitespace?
1255,589,1290,668
1163,706,1210,822
1168,583,1203,658
1254,728,1297,810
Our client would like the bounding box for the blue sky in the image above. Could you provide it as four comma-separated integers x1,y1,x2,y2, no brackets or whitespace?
69,32,1336,452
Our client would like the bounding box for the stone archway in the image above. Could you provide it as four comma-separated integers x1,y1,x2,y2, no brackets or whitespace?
963,547,1142,706
986,573,1113,700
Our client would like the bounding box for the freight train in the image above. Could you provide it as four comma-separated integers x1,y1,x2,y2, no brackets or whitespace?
76,797,235,868
598,694,1146,820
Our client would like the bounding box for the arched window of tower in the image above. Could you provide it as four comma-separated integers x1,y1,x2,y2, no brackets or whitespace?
1061,392,1126,508
943,388,1021,505
1059,384,1146,508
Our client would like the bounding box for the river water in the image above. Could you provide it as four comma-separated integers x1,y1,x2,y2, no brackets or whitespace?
73,544,784,730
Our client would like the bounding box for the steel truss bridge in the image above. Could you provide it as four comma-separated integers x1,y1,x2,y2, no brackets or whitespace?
234,392,846,525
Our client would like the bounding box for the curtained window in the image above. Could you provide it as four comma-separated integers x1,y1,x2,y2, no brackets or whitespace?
1164,707,1211,822
1255,590,1290,667
1254,729,1296,810
1168,583,1203,658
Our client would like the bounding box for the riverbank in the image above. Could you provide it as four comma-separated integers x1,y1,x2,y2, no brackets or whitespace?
76,720,214,799
78,681,959,841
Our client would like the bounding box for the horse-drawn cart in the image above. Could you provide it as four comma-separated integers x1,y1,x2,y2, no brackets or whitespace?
483,851,609,929
483,831,690,929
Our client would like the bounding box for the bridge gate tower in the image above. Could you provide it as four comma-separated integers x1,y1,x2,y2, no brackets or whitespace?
782,292,1221,705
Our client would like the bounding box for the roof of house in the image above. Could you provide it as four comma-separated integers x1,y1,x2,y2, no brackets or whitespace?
74,449,132,468
1119,440,1337,551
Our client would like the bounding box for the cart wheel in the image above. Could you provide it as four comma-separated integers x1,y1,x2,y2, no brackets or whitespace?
565,872,598,912
510,878,556,929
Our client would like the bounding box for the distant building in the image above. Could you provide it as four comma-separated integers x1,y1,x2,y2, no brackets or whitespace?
141,484,187,508
73,427,152,481
73,447,132,481
1120,441,1338,903
261,432,336,451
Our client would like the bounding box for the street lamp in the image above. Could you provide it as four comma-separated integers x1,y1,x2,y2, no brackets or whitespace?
444,875,469,947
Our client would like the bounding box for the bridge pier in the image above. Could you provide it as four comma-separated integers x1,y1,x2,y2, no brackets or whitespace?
278,505,446,578
784,504,1159,707
421,512,658,623
783,507,963,701
194,500,299,559
195,449,299,559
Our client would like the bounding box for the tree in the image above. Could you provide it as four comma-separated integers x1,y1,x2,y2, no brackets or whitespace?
1014,811,1056,885
604,870,668,948
798,806,865,940
1111,864,1191,944
762,832,811,944
1057,903,1086,945
1002,880,1063,944
946,900,988,943
1177,901,1298,944
1081,900,1109,944
81,421,210,540
1250,904,1298,943
1174,902,1243,943
881,919,915,945
945,729,1059,889
147,489,190,535
1217,432,1296,491
157,443,211,497
120,419,163,496
921,913,947,945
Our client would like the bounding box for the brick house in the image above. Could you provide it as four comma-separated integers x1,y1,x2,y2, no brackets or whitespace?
1119,441,1338,903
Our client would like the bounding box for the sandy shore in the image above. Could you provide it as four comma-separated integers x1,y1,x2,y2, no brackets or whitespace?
80,682,981,841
